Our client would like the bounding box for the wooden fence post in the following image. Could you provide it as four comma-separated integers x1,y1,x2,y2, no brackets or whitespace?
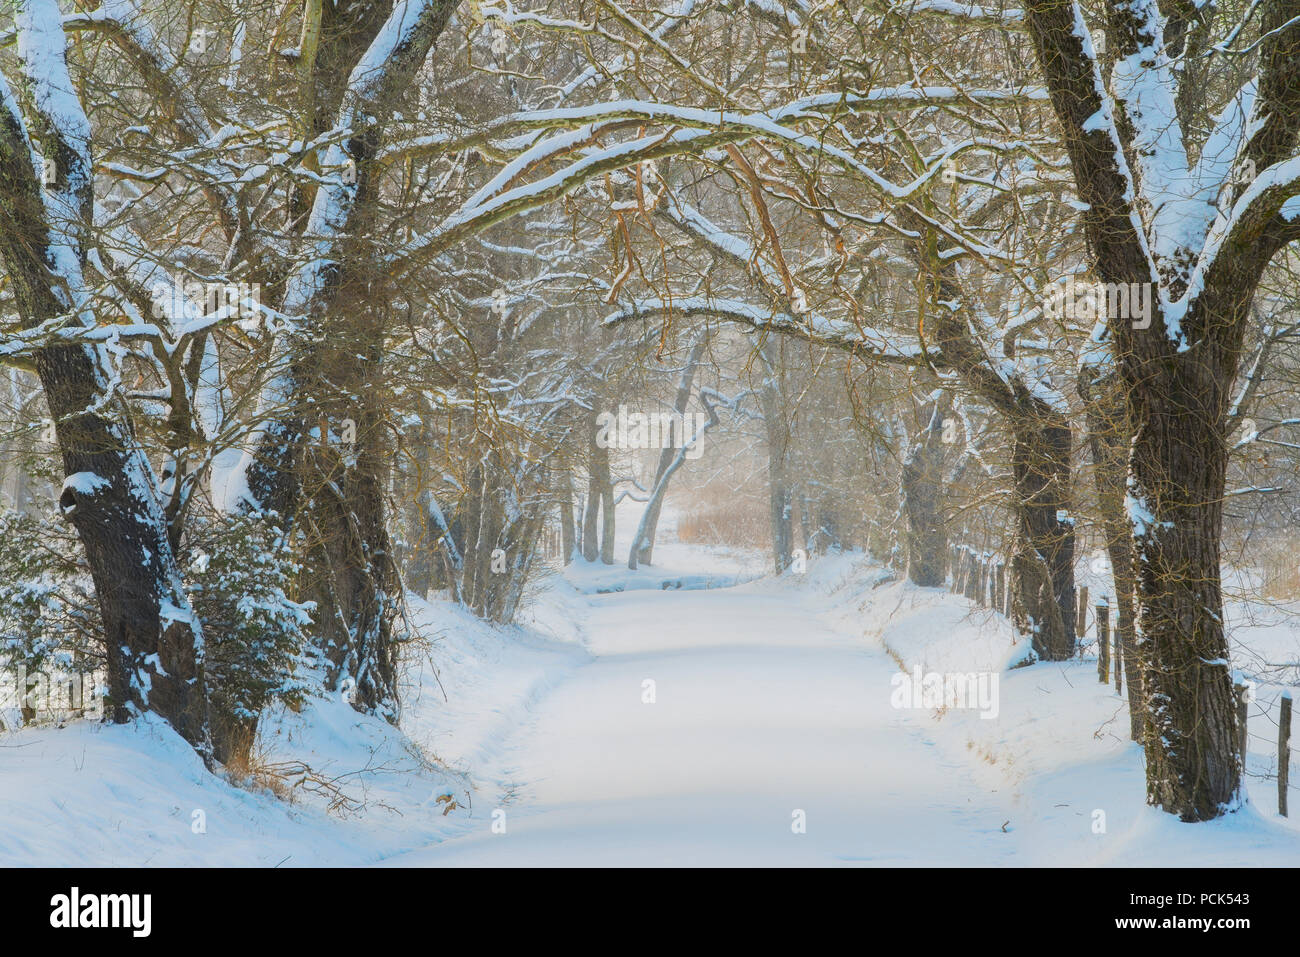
1096,601,1110,683
1280,691,1292,817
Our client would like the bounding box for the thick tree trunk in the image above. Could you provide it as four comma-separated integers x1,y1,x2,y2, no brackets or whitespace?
1080,365,1145,743
768,478,793,572
234,0,460,722
901,392,950,587
469,464,502,618
1015,0,1300,819
39,344,214,758
580,485,599,562
240,2,399,524
0,80,212,760
262,285,402,721
1009,413,1076,661
301,410,399,718
491,488,547,623
921,251,1076,657
459,464,485,605
1129,364,1239,820
573,491,586,557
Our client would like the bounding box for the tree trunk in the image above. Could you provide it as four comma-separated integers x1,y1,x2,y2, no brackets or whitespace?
630,336,706,568
39,344,214,758
1129,364,1239,820
301,410,399,718
233,0,461,722
921,248,1076,657
0,79,212,760
559,476,575,565
491,486,547,623
583,408,605,563
600,475,616,565
1079,364,1145,743
469,464,502,618
758,343,794,573
901,392,950,587
1009,413,1076,661
1015,0,1300,819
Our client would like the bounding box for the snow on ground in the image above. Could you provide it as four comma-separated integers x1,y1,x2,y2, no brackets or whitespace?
0,587,590,867
0,701,455,867
562,498,769,593
561,539,767,593
838,566,1300,866
387,560,1019,866
3,543,1300,865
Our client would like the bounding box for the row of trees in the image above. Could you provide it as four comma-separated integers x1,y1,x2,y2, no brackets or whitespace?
3,0,1300,821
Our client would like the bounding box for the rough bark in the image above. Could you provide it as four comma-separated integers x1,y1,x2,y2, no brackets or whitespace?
239,0,460,718
1008,413,1077,660
901,392,951,587
1129,360,1239,818
1018,0,1300,817
1079,364,1145,743
921,247,1077,659
0,30,212,759
301,389,399,717
40,343,214,754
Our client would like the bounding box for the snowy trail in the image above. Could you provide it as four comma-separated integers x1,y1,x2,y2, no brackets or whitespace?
388,582,1018,866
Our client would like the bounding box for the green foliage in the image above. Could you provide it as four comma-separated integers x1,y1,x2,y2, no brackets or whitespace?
0,506,100,674
183,511,315,722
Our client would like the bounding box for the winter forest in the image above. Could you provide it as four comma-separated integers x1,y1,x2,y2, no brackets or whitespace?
3,0,1300,874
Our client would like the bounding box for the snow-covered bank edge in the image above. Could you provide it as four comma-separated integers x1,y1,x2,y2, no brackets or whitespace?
0,577,594,867
793,550,1300,865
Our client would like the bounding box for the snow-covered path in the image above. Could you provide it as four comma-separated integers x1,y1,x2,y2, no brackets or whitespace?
390,582,1017,866
8,554,1298,867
